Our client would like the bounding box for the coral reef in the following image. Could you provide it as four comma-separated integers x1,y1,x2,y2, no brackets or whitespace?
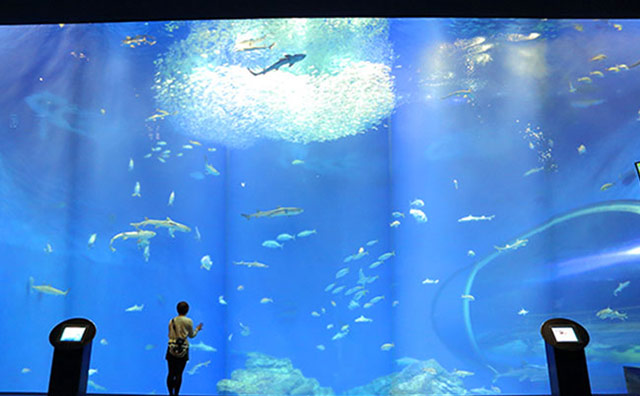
217,352,334,395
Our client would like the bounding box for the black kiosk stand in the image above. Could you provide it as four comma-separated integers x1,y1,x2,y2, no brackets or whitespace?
540,318,591,396
48,318,97,396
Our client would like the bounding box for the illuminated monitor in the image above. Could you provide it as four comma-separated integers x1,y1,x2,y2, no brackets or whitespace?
60,326,86,342
551,327,579,343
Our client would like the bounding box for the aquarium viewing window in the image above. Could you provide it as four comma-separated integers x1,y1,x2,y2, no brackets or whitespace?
1,16,640,396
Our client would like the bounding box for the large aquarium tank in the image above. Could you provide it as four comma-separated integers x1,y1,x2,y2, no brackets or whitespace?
2,17,640,395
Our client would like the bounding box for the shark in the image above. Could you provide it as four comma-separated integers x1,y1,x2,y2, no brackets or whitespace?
458,214,495,222
29,277,68,296
234,36,276,52
241,206,303,220
248,53,306,76
190,341,217,352
233,261,269,268
495,238,529,252
109,230,156,252
489,363,547,383
130,217,191,238
614,280,630,296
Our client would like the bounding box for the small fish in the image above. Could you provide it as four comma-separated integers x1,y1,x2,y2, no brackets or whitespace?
44,243,53,254
297,229,316,238
366,239,378,246
453,369,474,378
152,147,162,152
392,300,399,307
613,23,623,31
311,311,321,317
600,182,614,191
189,140,202,146
589,70,604,77
128,158,134,171
380,343,395,351
348,300,360,310
368,295,385,305
390,220,401,228
461,294,475,301
467,250,476,257
291,159,305,165
158,157,166,163
524,166,544,177
200,255,213,270
378,251,395,261
409,208,427,223
100,338,108,346
218,295,227,305
125,304,144,312
518,308,529,316
262,240,284,249
156,141,167,146
260,297,273,304
207,147,216,152
614,281,630,296
21,368,31,374
228,333,233,341
145,344,155,350
369,261,383,269
88,368,98,376
574,24,584,32
577,144,587,155
143,153,152,159
330,300,337,307
182,144,193,149
143,244,150,262
204,160,220,176
237,285,244,291
332,330,348,341
391,211,405,218
607,66,620,73
422,278,439,285
132,182,141,197
577,76,592,84
332,286,345,294
276,233,296,242
326,324,334,329
88,380,107,392
410,199,424,207
316,344,326,351
457,214,495,222
87,233,97,248
324,282,336,292
345,285,364,296
336,267,350,279
453,179,459,189
168,191,175,206
590,54,606,62
355,315,373,323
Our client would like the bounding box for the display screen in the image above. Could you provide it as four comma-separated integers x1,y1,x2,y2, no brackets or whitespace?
0,16,639,396
551,327,579,343
60,327,86,342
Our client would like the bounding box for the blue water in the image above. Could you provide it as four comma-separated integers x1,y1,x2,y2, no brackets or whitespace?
1,18,640,395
